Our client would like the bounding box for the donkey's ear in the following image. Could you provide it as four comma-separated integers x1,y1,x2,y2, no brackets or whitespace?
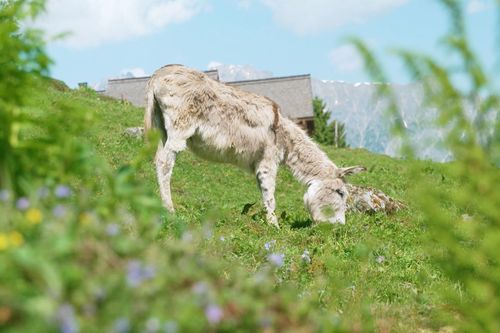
337,166,366,178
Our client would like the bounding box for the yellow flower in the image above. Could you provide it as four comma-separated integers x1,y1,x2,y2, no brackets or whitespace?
26,208,43,225
79,212,92,225
0,233,8,251
8,231,24,247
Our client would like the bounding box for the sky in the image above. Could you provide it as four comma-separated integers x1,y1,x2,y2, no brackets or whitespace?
33,0,498,89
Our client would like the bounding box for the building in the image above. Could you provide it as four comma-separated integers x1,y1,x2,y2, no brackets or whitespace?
226,75,314,133
102,68,314,132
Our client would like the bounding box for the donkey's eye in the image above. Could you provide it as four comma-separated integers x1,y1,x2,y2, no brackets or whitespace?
336,189,345,198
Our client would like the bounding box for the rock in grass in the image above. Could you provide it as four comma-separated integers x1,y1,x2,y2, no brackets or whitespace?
346,183,405,214
123,127,144,139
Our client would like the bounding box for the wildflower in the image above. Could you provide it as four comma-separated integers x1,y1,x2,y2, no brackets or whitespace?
113,317,130,333
26,208,43,225
106,223,120,236
301,250,311,264
37,186,50,199
126,260,156,288
205,304,223,324
163,321,178,333
461,214,472,221
376,255,385,264
56,303,78,333
182,231,193,243
0,189,10,202
191,281,209,295
8,231,23,247
219,236,225,242
0,233,8,251
264,239,276,251
145,317,160,333
93,287,106,301
55,185,72,198
53,204,67,218
0,232,24,250
267,253,285,267
79,212,92,225
203,224,213,239
259,316,273,329
16,197,30,211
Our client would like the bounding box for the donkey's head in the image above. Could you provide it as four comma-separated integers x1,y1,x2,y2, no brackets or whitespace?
304,166,366,224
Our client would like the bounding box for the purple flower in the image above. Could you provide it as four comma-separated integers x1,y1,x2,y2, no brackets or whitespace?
113,317,130,333
259,316,273,329
0,189,10,202
142,265,156,280
376,255,385,264
56,304,78,333
16,197,30,211
53,204,67,218
205,304,223,324
163,321,178,333
37,186,50,199
126,260,156,287
192,281,209,295
267,253,285,267
301,250,311,264
106,223,120,236
264,240,276,251
55,185,72,198
145,317,160,333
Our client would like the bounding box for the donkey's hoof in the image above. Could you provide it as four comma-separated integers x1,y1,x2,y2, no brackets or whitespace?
267,214,280,229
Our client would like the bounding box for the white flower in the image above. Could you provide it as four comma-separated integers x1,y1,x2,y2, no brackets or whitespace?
301,250,311,264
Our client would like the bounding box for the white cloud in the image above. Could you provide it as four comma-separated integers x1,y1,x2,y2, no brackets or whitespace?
34,0,207,48
261,0,409,35
329,45,363,73
207,62,273,82
466,0,491,14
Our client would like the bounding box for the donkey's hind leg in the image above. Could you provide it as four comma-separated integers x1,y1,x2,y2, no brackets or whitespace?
155,142,177,212
155,134,188,212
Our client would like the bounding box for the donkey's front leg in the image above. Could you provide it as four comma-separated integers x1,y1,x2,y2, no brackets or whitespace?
256,159,279,229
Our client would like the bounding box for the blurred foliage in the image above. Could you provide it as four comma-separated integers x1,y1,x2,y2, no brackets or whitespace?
313,97,347,147
350,0,500,331
2,0,499,332
0,1,383,332
0,0,51,191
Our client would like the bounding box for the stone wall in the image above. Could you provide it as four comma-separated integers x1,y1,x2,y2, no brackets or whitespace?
227,75,313,119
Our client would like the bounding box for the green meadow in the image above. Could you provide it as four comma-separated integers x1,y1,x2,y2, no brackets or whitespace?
1,1,498,332
2,82,463,332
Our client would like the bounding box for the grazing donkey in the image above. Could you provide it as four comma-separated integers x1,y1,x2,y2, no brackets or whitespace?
144,65,365,228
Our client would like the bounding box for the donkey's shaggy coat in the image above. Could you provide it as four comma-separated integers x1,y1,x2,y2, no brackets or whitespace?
145,65,365,227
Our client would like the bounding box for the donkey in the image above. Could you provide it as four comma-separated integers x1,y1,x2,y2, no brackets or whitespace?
144,65,365,228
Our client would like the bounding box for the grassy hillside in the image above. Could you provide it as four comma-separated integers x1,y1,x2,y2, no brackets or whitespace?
5,81,466,332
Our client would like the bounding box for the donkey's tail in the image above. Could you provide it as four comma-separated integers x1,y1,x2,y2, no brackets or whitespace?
144,82,156,137
143,81,167,144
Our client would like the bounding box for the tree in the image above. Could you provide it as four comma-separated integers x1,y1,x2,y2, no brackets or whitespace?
312,97,347,147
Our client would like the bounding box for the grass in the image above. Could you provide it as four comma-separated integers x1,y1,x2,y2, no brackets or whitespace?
27,82,463,332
